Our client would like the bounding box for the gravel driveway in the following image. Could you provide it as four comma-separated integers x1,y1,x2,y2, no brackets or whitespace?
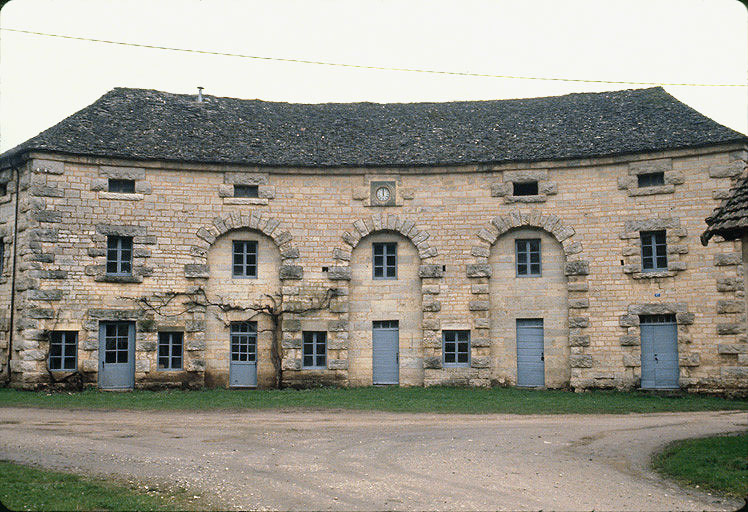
0,407,746,511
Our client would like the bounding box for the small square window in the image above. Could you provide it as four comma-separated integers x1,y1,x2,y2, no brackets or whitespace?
106,236,133,275
641,230,668,271
637,172,665,188
302,331,327,369
443,330,470,367
513,181,538,196
373,242,397,279
158,332,183,370
232,240,258,278
108,179,135,193
234,185,259,198
516,239,541,277
49,331,78,371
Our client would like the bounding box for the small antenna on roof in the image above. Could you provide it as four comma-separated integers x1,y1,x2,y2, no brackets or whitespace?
197,86,204,103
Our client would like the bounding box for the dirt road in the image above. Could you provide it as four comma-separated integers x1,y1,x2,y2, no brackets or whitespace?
0,407,745,510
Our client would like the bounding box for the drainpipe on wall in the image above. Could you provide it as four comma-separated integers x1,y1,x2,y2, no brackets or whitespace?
4,163,22,385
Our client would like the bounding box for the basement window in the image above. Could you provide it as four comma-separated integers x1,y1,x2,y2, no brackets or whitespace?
513,181,538,196
108,179,135,193
637,172,665,188
234,185,259,198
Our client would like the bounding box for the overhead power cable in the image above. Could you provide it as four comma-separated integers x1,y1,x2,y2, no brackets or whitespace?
2,27,747,88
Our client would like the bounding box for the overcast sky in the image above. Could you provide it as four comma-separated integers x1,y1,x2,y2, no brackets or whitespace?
0,0,746,152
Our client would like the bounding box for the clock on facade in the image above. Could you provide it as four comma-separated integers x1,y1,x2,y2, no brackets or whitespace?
375,186,391,203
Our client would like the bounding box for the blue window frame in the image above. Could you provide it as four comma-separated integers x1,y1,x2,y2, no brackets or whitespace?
232,240,258,278
302,331,327,369
49,331,77,371
230,322,257,362
443,330,470,367
641,230,668,271
516,239,541,277
158,332,183,370
106,236,133,275
373,242,397,279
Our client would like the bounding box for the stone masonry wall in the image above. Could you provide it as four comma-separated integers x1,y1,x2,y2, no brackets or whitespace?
4,144,748,392
0,165,18,378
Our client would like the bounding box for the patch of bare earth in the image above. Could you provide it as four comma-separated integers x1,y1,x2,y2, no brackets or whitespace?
0,407,745,510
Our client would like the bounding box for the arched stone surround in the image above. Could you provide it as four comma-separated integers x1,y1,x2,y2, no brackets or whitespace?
466,210,591,388
186,211,302,280
181,212,302,387
328,214,445,386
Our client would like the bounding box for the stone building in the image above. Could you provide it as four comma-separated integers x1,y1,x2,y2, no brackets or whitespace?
1,86,747,392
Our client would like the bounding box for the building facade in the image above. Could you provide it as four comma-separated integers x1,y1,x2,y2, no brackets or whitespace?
1,87,747,393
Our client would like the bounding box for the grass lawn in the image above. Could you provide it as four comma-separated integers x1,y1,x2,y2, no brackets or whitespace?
0,386,746,414
0,461,203,511
653,432,748,497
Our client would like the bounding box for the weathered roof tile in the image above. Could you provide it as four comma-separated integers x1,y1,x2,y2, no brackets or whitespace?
2,86,745,168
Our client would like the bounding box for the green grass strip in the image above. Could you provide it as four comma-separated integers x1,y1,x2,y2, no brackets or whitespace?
1,386,746,414
0,461,200,511
653,432,748,497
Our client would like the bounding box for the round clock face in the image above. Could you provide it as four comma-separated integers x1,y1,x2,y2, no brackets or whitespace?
376,186,391,202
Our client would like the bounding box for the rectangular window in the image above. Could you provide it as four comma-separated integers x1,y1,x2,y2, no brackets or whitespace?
516,239,541,276
103,322,131,364
49,331,77,371
108,178,135,193
637,172,665,187
641,230,668,271
232,240,258,278
158,332,183,370
302,331,327,369
106,236,133,275
513,181,538,196
0,182,6,196
443,330,470,366
0,238,4,274
230,322,257,362
234,185,259,197
373,242,397,279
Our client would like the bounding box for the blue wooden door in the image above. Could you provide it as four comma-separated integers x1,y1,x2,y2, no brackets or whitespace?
99,321,135,390
373,320,399,385
640,315,678,389
516,319,544,387
230,322,257,387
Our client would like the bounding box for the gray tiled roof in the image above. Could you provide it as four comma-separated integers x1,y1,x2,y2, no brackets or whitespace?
2,86,746,168
702,174,748,244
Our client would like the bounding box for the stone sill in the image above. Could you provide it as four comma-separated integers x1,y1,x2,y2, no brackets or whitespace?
628,185,675,196
503,195,547,203
99,192,144,201
94,274,144,283
0,195,10,205
223,197,269,205
630,271,677,279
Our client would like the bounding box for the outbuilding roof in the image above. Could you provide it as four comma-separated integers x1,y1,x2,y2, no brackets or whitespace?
1,86,746,168
702,174,748,245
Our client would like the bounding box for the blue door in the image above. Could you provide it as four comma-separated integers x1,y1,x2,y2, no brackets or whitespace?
99,321,135,390
230,322,257,387
373,320,399,385
517,319,544,387
640,315,679,389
